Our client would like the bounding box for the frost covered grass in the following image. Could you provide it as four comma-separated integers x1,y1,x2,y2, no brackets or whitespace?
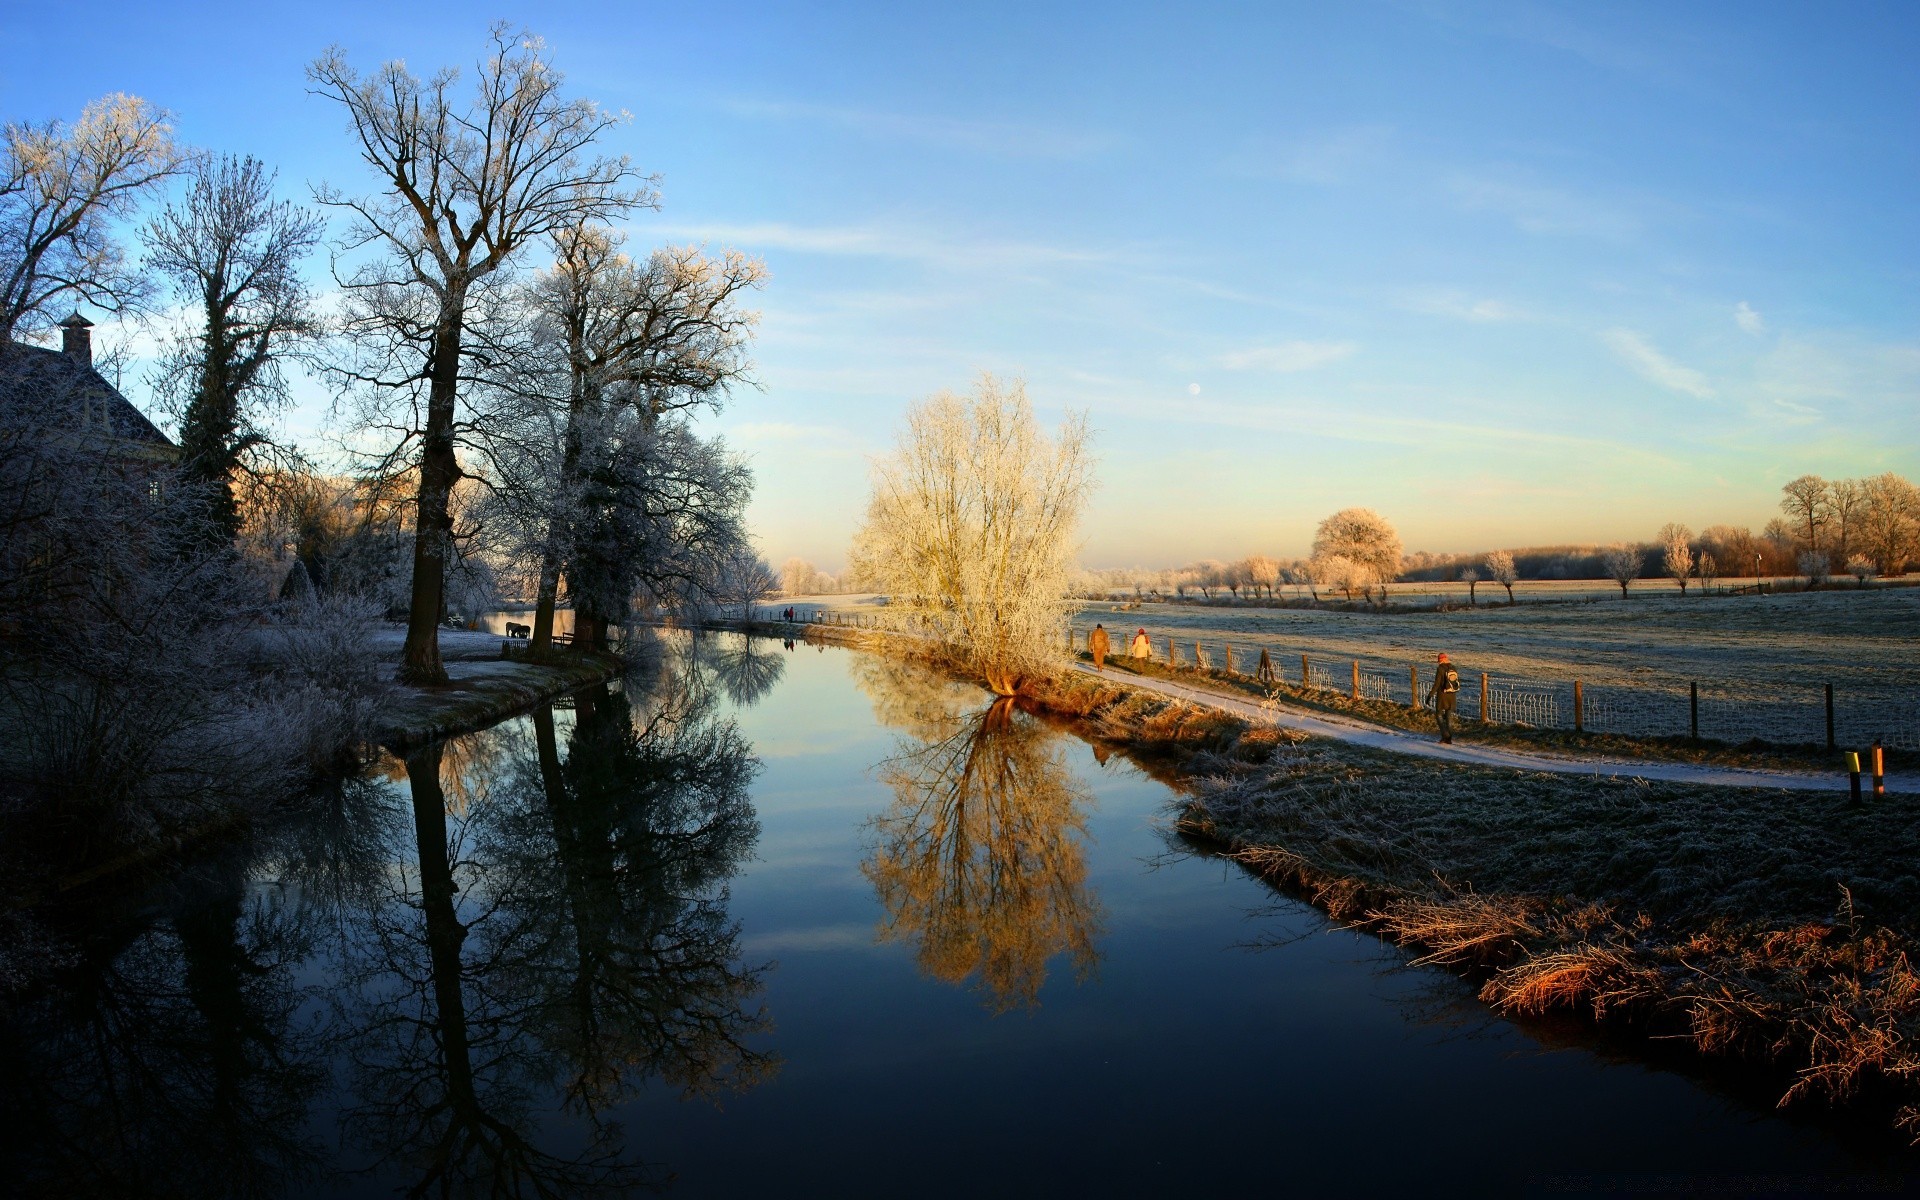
1074,588,1920,695
1191,731,1920,1137
1016,667,1920,1139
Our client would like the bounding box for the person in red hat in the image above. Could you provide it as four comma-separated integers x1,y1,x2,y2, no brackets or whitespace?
1426,651,1461,743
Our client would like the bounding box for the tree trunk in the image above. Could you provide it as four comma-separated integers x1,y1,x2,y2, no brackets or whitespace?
529,532,563,653
405,740,480,1108
399,312,464,686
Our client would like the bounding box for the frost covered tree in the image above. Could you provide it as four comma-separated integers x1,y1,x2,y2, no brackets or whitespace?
1601,544,1641,598
1856,472,1920,576
1697,552,1718,592
1796,549,1829,589
1310,508,1401,596
1846,554,1875,588
1246,554,1278,599
310,25,653,683
1779,474,1831,551
848,375,1094,697
1,93,186,348
492,220,764,653
1458,566,1479,606
1483,549,1518,603
146,155,322,549
1658,523,1694,595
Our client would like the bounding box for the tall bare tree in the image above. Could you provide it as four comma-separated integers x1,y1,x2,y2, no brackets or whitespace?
849,375,1094,697
1,94,186,349
512,223,764,653
147,155,323,548
309,25,654,683
1828,477,1863,562
1779,474,1831,552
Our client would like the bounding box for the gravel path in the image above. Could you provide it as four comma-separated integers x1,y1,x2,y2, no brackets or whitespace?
1071,661,1910,795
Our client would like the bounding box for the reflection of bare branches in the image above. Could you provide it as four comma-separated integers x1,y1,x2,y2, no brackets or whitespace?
697,632,786,709
848,650,984,742
862,692,1104,1013
0,860,331,1197
334,668,775,1197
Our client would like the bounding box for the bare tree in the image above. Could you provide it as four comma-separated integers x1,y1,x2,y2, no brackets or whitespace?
848,374,1094,697
310,25,654,684
1779,474,1831,551
1828,478,1863,562
1458,565,1479,606
1246,553,1278,599
502,223,764,652
780,557,821,597
146,155,322,548
1696,552,1718,593
1855,472,1919,576
1601,543,1641,598
1311,508,1401,595
1,93,186,348
1484,549,1518,603
1658,523,1694,594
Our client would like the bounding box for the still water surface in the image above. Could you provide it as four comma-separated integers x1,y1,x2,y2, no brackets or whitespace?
4,634,1914,1197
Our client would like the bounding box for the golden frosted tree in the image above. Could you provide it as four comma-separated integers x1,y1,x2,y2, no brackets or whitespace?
849,374,1094,696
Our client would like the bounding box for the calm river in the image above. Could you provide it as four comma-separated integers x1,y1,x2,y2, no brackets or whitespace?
3,633,1914,1198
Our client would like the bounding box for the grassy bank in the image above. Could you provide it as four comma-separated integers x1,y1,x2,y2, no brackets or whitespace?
1016,667,1920,1143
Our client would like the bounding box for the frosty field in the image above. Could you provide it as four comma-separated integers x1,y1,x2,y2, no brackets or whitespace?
1067,589,1920,749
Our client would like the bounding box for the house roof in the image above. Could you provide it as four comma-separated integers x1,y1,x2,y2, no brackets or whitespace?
0,341,175,450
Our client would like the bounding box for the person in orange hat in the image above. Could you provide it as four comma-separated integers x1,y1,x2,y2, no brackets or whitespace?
1426,651,1461,743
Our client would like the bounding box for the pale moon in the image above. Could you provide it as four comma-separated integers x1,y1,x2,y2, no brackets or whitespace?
1187,382,1201,395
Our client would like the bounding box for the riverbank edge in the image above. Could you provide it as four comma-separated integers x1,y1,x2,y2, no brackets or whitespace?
374,650,624,754
712,618,1920,1144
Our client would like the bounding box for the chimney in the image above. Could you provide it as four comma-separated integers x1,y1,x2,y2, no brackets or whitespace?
59,312,93,369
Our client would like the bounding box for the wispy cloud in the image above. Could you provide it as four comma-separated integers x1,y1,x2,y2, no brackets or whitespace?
1601,328,1715,398
1399,289,1521,322
721,98,1117,159
1735,301,1765,336
1218,340,1358,372
1449,172,1642,240
1226,124,1395,184
652,220,1115,274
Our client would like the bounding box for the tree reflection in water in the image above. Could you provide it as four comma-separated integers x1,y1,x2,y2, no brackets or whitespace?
334,662,774,1196
854,655,1104,1013
0,843,332,1198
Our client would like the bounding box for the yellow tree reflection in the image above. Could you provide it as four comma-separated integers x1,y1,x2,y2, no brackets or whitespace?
859,661,1104,1013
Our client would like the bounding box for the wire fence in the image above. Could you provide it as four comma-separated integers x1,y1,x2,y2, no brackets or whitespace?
1073,626,1920,752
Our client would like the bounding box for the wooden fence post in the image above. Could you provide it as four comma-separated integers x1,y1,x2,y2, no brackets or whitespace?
1690,682,1699,739
1873,742,1886,797
1351,660,1360,701
1225,643,1233,674
1302,654,1310,688
1825,684,1835,750
1166,636,1174,666
1574,680,1583,732
1480,673,1490,723
1409,665,1419,708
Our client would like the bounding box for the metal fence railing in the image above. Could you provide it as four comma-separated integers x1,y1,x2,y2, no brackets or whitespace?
1072,625,1919,752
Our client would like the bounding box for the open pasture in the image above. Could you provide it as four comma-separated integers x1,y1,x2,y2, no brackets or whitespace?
1071,589,1920,749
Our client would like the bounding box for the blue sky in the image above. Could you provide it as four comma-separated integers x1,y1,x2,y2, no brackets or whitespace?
6,0,1916,569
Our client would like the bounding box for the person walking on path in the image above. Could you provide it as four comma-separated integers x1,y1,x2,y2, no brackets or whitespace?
1426,651,1461,744
1089,623,1111,670
1129,628,1151,660
1255,648,1279,698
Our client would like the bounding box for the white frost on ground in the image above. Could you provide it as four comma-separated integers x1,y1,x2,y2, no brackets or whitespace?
1072,661,1913,796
